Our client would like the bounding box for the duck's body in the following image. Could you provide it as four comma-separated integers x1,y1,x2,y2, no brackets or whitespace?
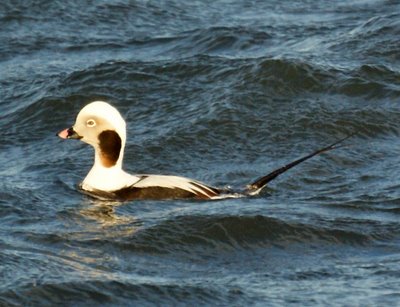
58,101,348,201
80,174,225,201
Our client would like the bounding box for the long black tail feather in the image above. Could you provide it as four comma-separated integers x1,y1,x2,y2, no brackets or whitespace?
246,134,353,195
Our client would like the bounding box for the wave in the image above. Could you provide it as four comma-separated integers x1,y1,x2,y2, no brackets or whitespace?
61,214,375,257
0,279,246,306
55,55,400,103
11,209,385,259
330,12,400,63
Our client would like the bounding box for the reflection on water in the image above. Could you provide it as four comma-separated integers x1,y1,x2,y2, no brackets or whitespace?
79,200,140,230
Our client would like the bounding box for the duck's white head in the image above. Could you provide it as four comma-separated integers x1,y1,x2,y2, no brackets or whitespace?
58,101,127,169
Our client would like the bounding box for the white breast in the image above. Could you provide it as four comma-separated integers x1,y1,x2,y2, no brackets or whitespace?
81,165,141,192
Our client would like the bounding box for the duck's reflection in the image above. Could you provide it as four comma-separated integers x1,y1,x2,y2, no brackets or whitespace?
79,199,140,229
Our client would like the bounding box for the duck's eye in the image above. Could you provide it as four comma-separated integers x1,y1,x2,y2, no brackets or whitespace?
86,119,96,127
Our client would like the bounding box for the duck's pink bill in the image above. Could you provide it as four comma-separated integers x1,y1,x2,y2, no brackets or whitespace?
58,128,69,139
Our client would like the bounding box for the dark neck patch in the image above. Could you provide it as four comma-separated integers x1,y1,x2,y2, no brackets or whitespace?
98,130,122,167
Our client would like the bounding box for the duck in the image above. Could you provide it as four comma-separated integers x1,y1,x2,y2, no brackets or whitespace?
57,101,349,201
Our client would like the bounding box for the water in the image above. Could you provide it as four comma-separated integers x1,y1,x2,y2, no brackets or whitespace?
1,0,400,305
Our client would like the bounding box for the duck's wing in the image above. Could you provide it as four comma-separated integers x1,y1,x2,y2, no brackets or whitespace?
125,175,222,200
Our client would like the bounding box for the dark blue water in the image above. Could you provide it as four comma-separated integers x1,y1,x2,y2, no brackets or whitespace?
1,0,400,305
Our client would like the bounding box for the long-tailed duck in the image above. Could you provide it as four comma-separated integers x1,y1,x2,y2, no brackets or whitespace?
57,101,349,201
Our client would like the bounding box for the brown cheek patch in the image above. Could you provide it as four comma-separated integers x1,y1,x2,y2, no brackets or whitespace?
98,130,122,167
